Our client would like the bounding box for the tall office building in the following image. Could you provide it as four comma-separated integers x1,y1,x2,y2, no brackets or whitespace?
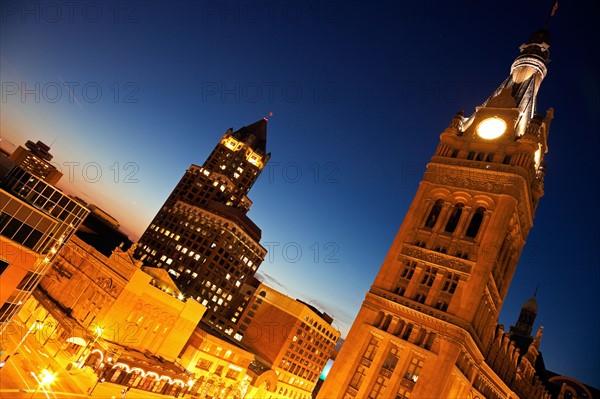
319,27,556,399
135,119,270,335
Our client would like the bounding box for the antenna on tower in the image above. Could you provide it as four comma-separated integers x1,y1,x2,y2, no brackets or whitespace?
544,0,558,27
265,111,273,120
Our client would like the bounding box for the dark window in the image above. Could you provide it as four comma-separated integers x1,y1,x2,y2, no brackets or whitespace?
0,259,9,276
425,199,443,228
445,203,463,233
466,207,486,238
17,271,39,292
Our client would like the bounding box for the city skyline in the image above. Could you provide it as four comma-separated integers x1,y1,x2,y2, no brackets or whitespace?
1,0,598,388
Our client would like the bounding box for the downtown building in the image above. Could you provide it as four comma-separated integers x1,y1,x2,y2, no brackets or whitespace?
234,282,341,399
134,119,270,336
0,144,88,334
318,26,563,399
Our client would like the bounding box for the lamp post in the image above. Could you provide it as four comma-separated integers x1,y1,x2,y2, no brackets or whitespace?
29,368,55,398
76,326,103,367
0,319,43,366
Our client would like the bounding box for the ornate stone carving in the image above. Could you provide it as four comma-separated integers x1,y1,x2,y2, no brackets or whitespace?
401,245,472,274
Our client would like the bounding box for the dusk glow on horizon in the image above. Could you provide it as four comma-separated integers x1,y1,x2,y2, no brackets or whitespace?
2,0,598,388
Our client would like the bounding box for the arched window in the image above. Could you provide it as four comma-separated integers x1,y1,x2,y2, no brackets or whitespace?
425,199,443,228
466,207,486,238
445,203,464,233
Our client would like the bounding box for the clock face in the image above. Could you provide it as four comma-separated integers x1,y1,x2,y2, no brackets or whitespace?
476,117,507,139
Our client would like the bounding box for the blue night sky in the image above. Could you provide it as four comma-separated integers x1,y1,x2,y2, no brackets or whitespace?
1,0,598,387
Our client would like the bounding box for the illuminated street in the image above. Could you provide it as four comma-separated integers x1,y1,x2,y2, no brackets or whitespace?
0,316,188,399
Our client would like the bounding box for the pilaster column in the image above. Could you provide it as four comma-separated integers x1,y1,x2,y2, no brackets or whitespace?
474,210,493,243
455,205,472,239
433,203,452,233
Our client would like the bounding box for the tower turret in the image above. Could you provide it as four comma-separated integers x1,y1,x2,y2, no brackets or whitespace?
510,291,539,338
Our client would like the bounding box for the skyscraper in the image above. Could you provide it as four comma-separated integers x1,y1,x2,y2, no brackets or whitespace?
134,119,270,335
318,27,554,399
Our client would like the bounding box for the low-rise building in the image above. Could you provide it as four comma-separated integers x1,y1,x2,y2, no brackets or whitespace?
39,237,204,362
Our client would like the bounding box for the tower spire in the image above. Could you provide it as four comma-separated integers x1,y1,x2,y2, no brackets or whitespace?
467,25,551,138
544,1,559,28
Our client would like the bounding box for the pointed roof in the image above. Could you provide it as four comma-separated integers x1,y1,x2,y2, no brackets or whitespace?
523,294,538,314
233,118,268,153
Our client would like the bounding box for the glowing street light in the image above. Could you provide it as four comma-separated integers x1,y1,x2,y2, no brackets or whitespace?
30,368,55,398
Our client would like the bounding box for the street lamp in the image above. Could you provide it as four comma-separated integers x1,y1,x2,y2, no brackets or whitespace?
29,368,55,398
1,319,43,366
76,326,103,367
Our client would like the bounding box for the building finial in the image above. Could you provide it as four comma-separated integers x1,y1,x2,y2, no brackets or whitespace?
533,283,540,298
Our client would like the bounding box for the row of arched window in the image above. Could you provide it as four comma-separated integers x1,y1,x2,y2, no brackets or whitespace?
425,200,486,238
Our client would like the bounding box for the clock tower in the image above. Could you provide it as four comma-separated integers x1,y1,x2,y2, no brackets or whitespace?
318,28,553,399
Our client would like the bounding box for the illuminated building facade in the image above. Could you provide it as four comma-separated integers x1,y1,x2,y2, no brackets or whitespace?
179,326,256,399
237,283,340,399
0,165,88,333
134,119,270,336
319,28,557,399
39,236,204,362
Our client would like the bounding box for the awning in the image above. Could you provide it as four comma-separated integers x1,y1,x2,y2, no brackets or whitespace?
66,336,87,346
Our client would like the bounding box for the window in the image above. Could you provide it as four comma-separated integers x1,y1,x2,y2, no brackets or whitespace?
414,293,426,304
442,273,459,294
420,267,437,287
400,261,416,279
396,388,411,399
225,368,240,379
349,365,367,389
368,376,388,399
405,358,424,382
434,300,449,311
363,337,379,361
425,200,443,228
444,203,463,233
196,359,212,370
17,271,39,292
0,259,8,276
465,207,485,238
382,347,399,371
